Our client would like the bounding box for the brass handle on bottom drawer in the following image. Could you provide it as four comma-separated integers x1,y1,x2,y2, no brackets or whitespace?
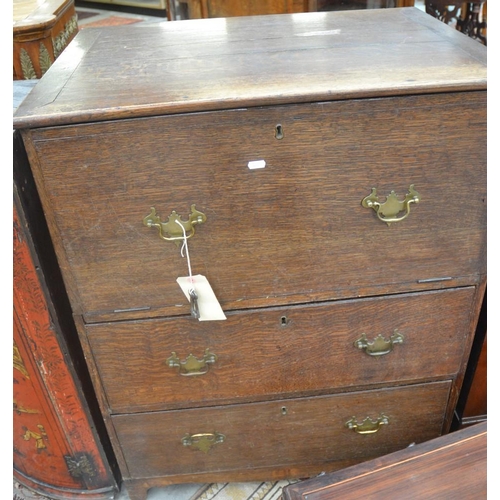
354,330,404,356
167,349,217,376
143,205,206,245
361,184,420,225
182,432,225,453
345,415,389,435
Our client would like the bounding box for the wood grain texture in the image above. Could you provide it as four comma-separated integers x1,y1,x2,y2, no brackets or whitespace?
13,8,486,128
112,381,451,478
25,92,486,322
87,287,474,413
283,421,486,499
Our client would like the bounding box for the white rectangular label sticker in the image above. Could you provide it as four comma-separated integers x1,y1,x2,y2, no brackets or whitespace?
248,160,266,170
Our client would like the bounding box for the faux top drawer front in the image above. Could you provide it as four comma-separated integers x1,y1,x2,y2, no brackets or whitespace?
28,92,486,321
87,287,474,413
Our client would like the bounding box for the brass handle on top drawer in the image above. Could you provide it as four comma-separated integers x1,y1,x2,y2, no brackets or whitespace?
143,204,207,245
345,414,389,435
167,349,217,376
362,184,420,225
182,432,225,453
354,330,404,356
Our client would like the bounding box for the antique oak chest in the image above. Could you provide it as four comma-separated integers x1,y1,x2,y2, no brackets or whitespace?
13,8,487,499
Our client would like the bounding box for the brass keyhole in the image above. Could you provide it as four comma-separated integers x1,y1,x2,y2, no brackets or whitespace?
280,316,289,327
275,124,284,140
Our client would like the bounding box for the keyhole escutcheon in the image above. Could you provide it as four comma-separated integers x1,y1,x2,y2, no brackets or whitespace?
275,124,284,140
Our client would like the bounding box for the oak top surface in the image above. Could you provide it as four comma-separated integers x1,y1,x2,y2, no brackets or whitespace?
13,7,487,129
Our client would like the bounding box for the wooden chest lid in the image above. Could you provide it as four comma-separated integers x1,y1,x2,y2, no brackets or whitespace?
13,7,486,129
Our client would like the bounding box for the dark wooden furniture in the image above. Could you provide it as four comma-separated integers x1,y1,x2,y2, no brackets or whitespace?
315,0,415,11
425,1,487,45
13,129,117,499
172,0,309,19
462,335,487,422
13,0,79,80
13,8,486,500
172,0,414,19
282,421,487,499
453,290,487,429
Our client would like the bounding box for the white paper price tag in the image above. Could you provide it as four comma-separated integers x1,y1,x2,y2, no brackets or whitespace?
177,275,226,321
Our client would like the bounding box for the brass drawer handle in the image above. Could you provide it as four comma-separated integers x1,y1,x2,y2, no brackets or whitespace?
354,330,404,356
345,414,389,435
167,349,217,376
182,432,225,453
143,204,206,245
362,184,420,225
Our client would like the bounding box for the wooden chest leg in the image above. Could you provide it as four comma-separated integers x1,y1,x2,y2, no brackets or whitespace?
122,480,150,500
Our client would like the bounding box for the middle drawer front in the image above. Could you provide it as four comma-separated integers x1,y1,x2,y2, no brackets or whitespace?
87,287,474,413
112,381,451,479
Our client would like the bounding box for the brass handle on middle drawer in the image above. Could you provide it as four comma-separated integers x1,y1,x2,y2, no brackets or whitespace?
182,432,225,453
354,330,404,356
345,414,389,434
362,184,420,225
167,349,217,376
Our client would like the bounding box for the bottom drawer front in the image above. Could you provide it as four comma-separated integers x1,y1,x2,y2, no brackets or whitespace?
113,381,451,478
